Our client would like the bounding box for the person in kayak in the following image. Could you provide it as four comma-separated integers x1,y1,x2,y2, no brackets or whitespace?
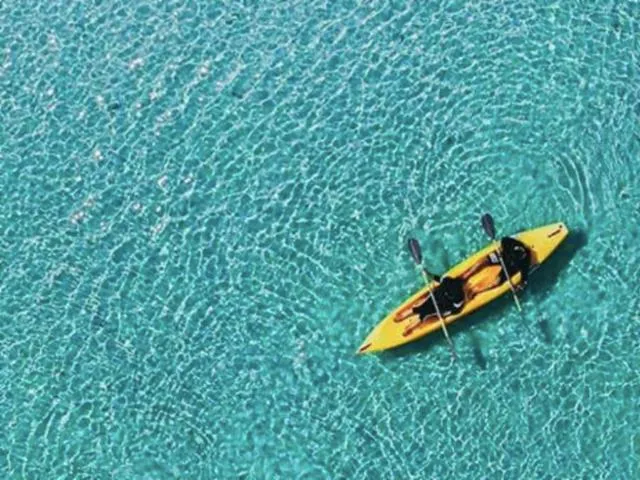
395,275,466,336
461,236,532,298
395,236,531,336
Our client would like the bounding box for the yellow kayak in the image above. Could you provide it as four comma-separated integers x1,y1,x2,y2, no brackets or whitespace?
357,222,569,354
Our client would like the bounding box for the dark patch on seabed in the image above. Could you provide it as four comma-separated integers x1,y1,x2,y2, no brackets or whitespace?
538,315,553,344
470,332,487,370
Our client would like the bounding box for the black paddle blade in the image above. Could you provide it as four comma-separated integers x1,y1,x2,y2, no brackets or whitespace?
407,238,422,265
481,213,496,239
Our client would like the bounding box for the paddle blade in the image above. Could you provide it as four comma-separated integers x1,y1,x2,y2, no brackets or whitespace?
481,213,496,239
407,238,422,265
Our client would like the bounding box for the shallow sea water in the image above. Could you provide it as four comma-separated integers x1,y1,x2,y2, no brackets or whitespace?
1,0,640,478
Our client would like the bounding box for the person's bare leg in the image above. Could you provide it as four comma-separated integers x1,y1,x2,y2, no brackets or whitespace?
395,293,429,322
460,257,491,281
394,306,416,322
403,313,437,336
468,274,502,298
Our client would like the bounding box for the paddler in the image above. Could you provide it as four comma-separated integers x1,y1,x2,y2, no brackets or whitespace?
394,275,466,336
461,236,532,298
395,236,532,336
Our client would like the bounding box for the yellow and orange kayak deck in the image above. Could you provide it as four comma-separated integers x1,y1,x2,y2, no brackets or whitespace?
357,222,568,354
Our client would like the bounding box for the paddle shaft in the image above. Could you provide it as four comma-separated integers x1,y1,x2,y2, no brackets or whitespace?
420,269,457,361
492,240,523,312
407,237,456,360
481,214,523,313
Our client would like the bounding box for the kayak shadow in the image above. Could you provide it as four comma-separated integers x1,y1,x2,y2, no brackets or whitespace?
381,291,514,367
526,229,587,301
524,228,587,344
381,229,587,364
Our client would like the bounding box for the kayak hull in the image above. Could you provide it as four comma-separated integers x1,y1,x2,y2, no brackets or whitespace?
357,222,569,354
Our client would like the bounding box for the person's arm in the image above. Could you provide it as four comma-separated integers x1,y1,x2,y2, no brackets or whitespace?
425,270,441,282
520,263,529,286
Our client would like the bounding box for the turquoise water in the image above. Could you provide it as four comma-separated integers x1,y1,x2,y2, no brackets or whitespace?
1,0,639,478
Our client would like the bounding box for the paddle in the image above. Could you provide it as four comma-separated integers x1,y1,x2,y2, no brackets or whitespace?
480,213,522,312
407,238,457,361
